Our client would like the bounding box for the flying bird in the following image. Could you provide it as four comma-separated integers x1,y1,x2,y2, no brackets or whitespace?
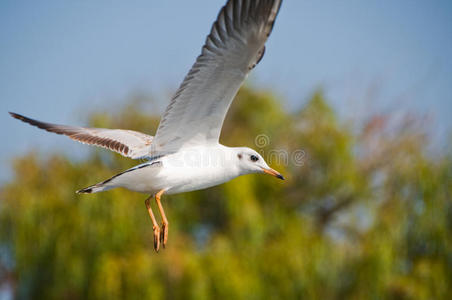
10,0,283,252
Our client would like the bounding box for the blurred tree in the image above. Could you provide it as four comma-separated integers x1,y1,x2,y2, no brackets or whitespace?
0,87,451,299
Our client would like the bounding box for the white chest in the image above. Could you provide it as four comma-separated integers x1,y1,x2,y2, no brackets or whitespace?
157,146,240,194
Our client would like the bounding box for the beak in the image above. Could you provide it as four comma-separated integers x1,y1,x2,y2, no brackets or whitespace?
262,168,285,180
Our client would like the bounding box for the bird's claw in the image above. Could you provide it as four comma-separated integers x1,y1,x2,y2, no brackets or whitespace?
160,222,168,248
153,225,161,252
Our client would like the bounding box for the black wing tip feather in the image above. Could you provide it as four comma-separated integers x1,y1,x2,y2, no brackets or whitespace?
10,111,46,127
9,111,25,121
203,0,282,55
229,0,283,19
76,187,93,194
9,111,66,134
9,111,133,157
224,0,283,29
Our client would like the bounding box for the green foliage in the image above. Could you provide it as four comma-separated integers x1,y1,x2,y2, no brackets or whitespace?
1,87,451,299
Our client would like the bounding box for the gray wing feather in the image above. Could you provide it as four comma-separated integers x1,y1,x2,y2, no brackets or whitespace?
10,112,153,159
152,0,282,153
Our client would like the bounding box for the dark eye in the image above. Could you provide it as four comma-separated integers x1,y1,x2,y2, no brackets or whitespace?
250,155,259,162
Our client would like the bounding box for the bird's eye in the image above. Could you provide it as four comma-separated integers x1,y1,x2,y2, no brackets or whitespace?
250,155,259,162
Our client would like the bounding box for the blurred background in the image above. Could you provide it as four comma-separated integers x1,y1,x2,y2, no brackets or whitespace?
1,0,451,299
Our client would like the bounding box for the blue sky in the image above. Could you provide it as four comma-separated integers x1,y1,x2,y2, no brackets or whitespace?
1,0,452,181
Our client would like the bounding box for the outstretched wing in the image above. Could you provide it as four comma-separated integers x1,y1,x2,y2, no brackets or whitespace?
152,0,282,153
10,112,153,159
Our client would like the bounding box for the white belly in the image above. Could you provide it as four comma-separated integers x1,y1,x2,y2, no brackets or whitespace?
109,145,241,195
158,147,241,194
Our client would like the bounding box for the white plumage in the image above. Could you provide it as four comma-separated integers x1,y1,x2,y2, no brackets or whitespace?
10,0,284,252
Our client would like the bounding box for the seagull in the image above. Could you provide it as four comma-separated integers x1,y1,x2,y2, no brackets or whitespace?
10,0,284,252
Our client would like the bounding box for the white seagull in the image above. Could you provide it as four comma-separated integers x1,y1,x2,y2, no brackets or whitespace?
10,0,284,252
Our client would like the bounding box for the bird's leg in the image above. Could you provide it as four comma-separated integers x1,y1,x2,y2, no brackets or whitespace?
155,190,169,248
145,196,161,252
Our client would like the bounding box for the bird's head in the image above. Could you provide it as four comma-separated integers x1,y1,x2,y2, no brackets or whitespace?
234,147,284,180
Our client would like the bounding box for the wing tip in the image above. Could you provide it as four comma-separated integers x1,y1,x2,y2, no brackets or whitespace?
9,112,38,126
76,187,93,194
9,111,23,120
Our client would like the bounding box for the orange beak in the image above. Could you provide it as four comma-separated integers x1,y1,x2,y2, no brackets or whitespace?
262,168,285,180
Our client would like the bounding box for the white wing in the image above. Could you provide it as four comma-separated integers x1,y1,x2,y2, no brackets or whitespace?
10,112,153,159
152,0,282,153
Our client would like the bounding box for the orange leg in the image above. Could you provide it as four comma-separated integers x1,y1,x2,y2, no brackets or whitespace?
155,190,169,248
145,196,161,252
